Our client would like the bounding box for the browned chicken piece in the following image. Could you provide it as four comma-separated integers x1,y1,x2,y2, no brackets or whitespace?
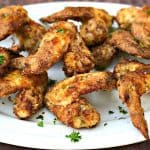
131,22,150,48
114,59,150,79
63,33,95,76
15,19,47,54
40,7,113,45
0,47,11,76
0,70,48,118
40,7,112,27
117,72,150,139
0,5,29,40
92,42,116,69
14,72,48,119
116,6,139,29
0,47,20,76
40,7,94,23
80,18,108,45
109,30,150,59
116,5,150,29
11,21,76,74
45,72,116,128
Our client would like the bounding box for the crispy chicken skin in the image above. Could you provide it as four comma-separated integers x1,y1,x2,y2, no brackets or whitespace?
92,42,116,69
40,7,113,45
116,6,139,29
0,47,20,76
14,72,48,119
45,72,116,128
109,30,150,59
131,22,150,48
40,7,113,27
40,7,94,23
11,21,76,74
15,19,46,54
0,70,48,119
80,18,108,45
63,33,95,76
114,59,150,139
0,47,11,76
0,5,29,40
114,59,150,79
117,72,150,139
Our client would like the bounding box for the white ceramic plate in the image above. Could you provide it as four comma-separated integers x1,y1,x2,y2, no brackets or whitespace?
0,2,150,149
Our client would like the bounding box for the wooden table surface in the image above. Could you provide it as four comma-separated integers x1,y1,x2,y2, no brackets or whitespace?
0,0,149,149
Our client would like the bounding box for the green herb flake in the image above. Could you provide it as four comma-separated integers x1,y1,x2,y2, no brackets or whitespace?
108,110,114,114
104,122,108,126
147,10,150,15
53,118,57,125
65,131,82,142
36,115,44,120
95,66,106,71
118,117,126,120
48,79,57,86
118,106,128,115
0,55,5,65
37,120,44,127
1,13,9,18
108,26,118,33
56,28,65,33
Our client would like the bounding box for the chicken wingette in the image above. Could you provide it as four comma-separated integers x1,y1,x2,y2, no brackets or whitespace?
11,21,76,74
40,7,113,45
109,30,150,59
15,19,46,54
0,5,29,40
114,59,150,139
45,72,116,128
63,33,95,76
0,70,48,119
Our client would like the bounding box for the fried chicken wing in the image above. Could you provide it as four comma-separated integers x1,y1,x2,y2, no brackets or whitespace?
117,72,150,139
45,72,116,128
0,47,20,76
0,70,48,118
92,42,116,69
109,30,150,59
11,21,76,74
0,5,29,40
63,33,95,76
116,6,139,29
40,7,112,27
40,7,94,23
40,7,113,45
114,59,150,79
15,19,46,54
131,22,150,48
14,72,48,119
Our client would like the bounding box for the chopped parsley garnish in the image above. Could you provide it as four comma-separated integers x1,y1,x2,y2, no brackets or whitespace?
56,28,65,33
37,120,44,127
0,55,5,65
109,26,118,33
36,115,44,120
53,118,57,125
118,117,126,120
95,66,106,71
1,13,8,18
108,110,114,114
48,79,57,86
65,131,82,142
104,122,108,126
147,9,150,15
118,106,128,114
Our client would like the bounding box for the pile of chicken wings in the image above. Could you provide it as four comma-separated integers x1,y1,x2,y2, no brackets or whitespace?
0,5,150,139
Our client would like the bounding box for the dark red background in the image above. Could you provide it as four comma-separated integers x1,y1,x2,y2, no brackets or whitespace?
0,0,150,150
